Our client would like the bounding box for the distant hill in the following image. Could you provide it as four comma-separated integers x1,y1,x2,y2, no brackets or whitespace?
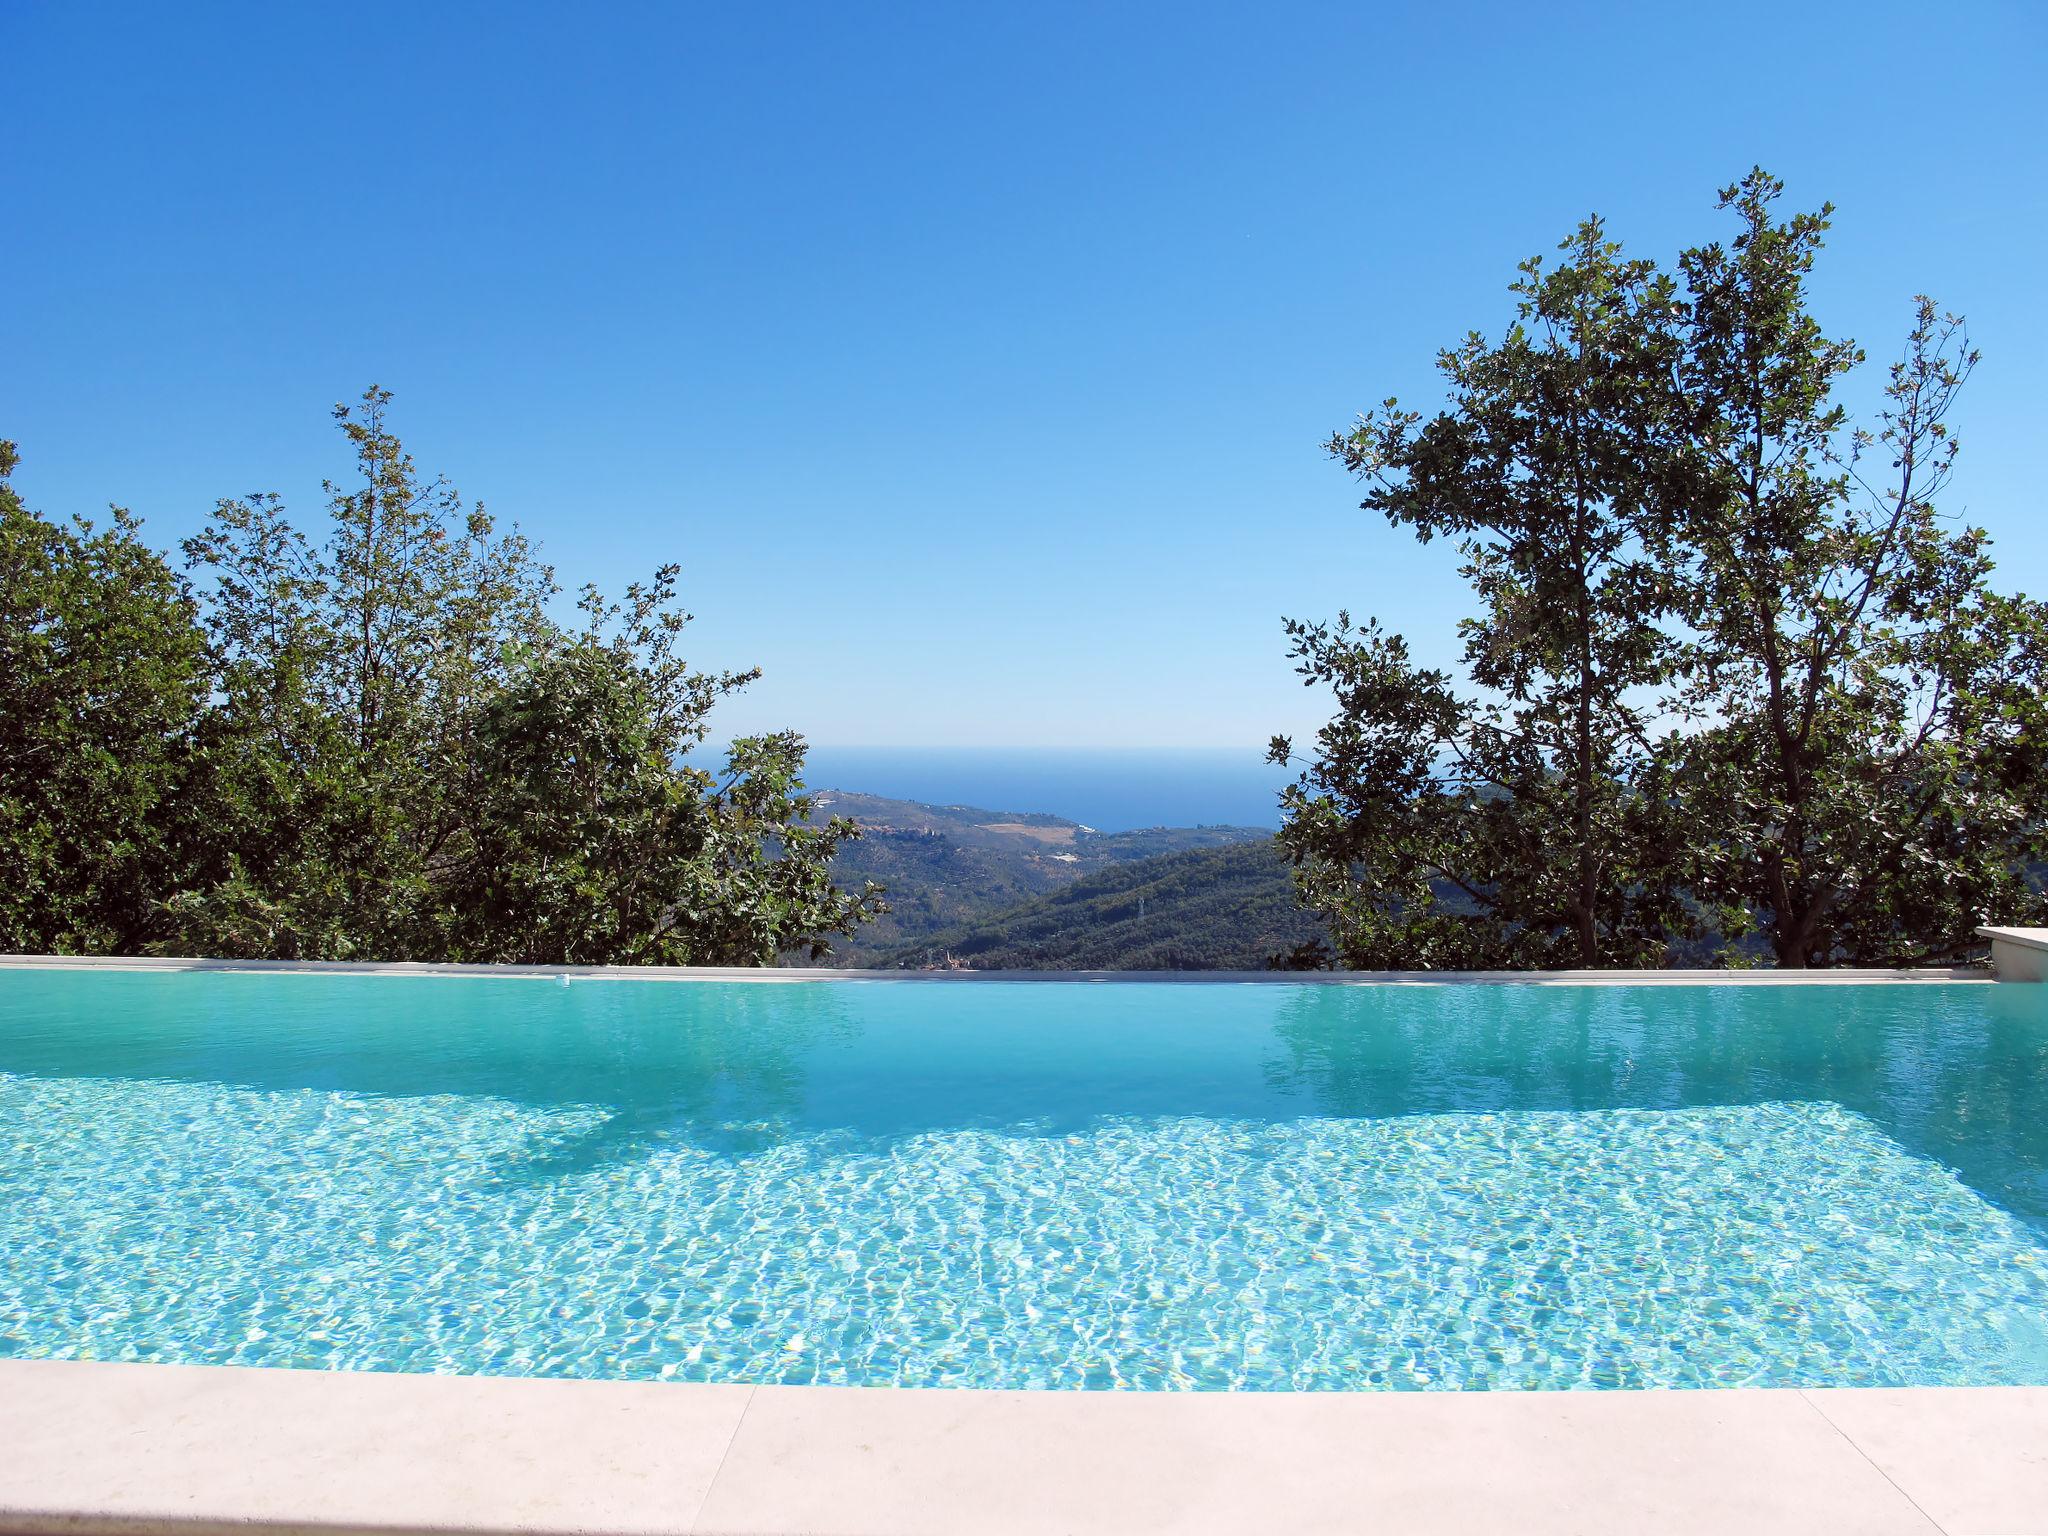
803,791,1273,964
869,838,1328,971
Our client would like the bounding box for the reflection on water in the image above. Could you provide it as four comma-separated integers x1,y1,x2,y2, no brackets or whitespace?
1265,983,2048,1231
2,971,2042,1226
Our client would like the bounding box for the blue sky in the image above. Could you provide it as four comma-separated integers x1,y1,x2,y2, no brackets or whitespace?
7,0,2045,750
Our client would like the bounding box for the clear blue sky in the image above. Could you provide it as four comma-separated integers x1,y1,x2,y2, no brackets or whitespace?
7,0,2045,749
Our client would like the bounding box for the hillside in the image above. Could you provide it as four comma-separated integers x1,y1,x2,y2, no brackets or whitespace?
805,792,1272,963
870,838,1328,971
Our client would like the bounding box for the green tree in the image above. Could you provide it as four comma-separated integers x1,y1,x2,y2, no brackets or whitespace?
1277,172,2048,969
166,387,559,956
440,578,879,965
1663,173,2048,965
0,442,209,952
3,393,879,965
1271,220,1693,968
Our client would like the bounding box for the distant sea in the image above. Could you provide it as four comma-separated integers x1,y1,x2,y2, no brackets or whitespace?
796,747,1290,833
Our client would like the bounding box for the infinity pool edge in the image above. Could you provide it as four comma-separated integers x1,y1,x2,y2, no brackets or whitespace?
0,953,2001,983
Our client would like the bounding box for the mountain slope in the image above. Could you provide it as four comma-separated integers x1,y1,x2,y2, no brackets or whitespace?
871,838,1326,971
808,792,1272,963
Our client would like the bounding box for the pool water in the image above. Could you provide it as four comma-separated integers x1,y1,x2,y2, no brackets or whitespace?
3,971,2046,1391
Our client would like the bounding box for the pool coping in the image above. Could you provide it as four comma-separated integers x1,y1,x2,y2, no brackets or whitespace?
0,952,2002,983
1,1358,2042,1535
1980,926,2048,982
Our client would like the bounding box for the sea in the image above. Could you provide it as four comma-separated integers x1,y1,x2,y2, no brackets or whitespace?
791,747,1290,833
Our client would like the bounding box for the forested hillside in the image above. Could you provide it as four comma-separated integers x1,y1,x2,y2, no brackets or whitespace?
806,793,1271,963
871,839,1326,971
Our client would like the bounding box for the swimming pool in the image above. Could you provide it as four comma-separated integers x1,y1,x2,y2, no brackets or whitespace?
2,967,2045,1392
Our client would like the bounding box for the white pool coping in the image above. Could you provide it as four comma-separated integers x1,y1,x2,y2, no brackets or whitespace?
0,953,2003,983
0,1359,2042,1535
1980,926,2048,982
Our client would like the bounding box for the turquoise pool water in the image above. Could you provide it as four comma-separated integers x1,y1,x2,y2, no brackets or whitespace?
3,971,2046,1391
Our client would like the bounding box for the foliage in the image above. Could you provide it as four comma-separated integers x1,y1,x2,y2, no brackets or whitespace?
0,442,209,952
1277,172,2048,969
1273,220,1694,968
0,391,880,963
1659,174,2048,965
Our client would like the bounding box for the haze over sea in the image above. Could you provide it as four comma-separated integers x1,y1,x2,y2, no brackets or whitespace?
795,748,1290,834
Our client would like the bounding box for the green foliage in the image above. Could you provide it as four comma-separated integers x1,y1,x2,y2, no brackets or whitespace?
1660,174,2048,965
0,392,880,963
0,442,209,951
1277,171,2048,969
1275,220,1694,968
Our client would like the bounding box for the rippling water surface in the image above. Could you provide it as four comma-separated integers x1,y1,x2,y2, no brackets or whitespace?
3,971,2046,1389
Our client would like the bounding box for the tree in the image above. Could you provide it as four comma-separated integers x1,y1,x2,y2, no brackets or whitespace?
0,386,883,965
438,578,879,965
0,442,209,953
1663,173,2048,965
1277,172,2048,969
1271,219,1693,968
165,387,562,957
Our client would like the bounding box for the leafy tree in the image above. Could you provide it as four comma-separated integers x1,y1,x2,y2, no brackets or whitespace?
1277,172,2048,969
440,579,878,965
167,388,560,957
1270,220,1693,968
0,388,879,964
1663,173,2048,965
0,442,209,952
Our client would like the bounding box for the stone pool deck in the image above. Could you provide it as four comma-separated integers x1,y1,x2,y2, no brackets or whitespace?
1,1360,2043,1535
